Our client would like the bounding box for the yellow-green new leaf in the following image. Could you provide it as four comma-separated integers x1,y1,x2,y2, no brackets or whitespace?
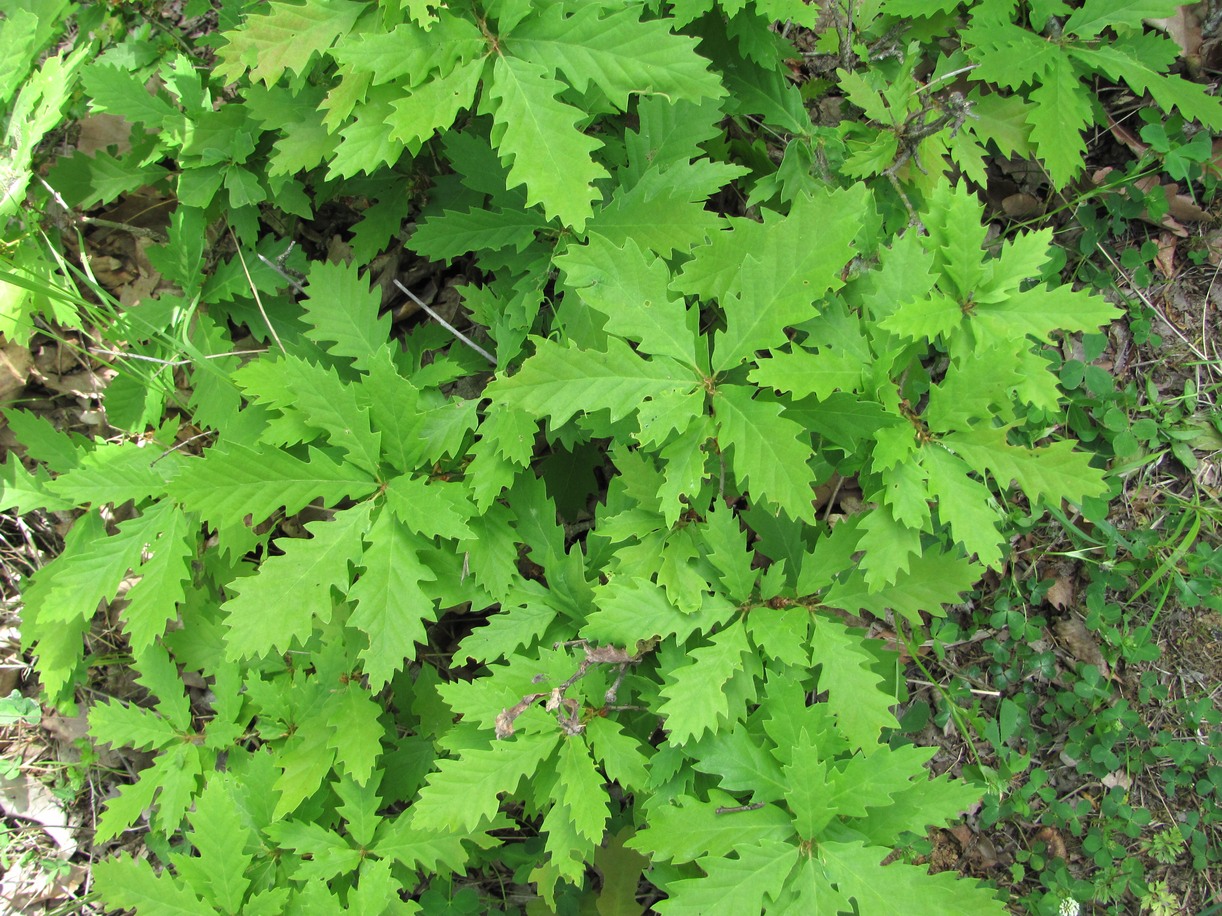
823,549,980,626
325,684,385,786
628,792,793,864
387,56,485,148
809,614,899,752
658,621,750,743
558,235,698,367
944,426,1110,507
1026,58,1092,187
183,780,255,913
300,260,392,371
921,445,1005,569
555,738,610,847
506,4,725,111
216,0,363,86
169,443,377,531
93,856,212,915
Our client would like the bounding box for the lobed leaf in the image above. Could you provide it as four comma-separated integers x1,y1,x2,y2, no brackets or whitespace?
488,336,699,428
221,503,371,658
215,0,363,86
714,385,817,523
506,4,725,111
658,620,751,743
169,443,377,531
349,508,439,688
299,260,391,371
713,185,868,371
656,839,800,915
413,731,561,833
486,56,607,230
819,840,1007,914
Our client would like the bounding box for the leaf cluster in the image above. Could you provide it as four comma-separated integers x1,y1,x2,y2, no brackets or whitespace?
3,0,1219,912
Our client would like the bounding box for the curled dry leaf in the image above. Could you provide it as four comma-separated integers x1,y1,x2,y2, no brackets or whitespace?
0,342,33,403
1091,168,1209,238
1204,228,1222,266
0,859,87,914
1194,454,1220,498
1044,576,1075,611
1001,192,1042,219
1106,115,1149,160
1034,825,1068,861
1155,231,1178,278
31,345,112,399
972,834,1001,869
1053,617,1108,675
75,112,134,157
950,824,973,849
0,772,78,857
1159,184,1210,224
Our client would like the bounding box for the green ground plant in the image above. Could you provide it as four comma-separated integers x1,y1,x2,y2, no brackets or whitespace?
1,1,1219,913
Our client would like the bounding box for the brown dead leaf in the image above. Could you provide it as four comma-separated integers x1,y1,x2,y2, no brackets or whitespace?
1206,137,1222,179
1155,231,1178,278
1106,115,1150,160
949,824,973,849
32,344,112,400
40,713,89,744
1034,826,1068,861
0,342,33,403
1166,190,1210,224
0,859,86,913
1092,169,1209,237
0,772,78,857
1102,769,1133,791
971,833,1001,869
1147,5,1204,59
1001,192,1042,219
1045,576,1075,611
1136,174,1210,225
326,234,354,264
75,113,133,157
1053,617,1108,674
1194,454,1220,498
1204,228,1222,265
118,271,161,309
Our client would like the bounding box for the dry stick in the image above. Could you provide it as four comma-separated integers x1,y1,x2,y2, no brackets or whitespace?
90,348,265,366
715,802,767,815
1093,243,1216,379
909,679,1000,697
150,430,215,466
911,63,981,96
256,252,306,295
821,474,845,523
229,228,285,355
392,278,496,365
35,176,170,242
